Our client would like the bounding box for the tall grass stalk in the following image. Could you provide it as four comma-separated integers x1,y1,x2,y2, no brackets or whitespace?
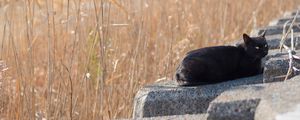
24,0,35,119
45,0,54,118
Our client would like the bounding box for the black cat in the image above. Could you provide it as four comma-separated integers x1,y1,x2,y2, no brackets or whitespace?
175,33,268,86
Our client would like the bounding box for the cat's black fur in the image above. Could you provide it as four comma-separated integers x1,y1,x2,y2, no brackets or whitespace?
175,33,268,86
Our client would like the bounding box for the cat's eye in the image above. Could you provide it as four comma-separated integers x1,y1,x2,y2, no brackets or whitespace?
264,44,268,48
255,46,260,49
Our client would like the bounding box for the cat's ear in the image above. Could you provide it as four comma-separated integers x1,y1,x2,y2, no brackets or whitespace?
260,31,266,38
243,33,252,44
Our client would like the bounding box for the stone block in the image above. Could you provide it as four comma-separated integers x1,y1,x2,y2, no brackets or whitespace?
207,99,260,120
263,50,300,82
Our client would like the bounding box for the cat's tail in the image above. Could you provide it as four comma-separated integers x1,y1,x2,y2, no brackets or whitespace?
175,64,188,86
175,72,201,86
175,72,190,86
175,58,208,86
176,72,211,86
175,68,198,86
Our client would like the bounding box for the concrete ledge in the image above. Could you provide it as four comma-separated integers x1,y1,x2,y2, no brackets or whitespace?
133,75,263,118
133,75,300,119
208,76,300,120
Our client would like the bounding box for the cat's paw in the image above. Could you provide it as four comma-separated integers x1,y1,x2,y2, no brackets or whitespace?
176,79,191,86
175,73,190,86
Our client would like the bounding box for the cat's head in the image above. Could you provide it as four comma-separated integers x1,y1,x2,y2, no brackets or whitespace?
242,32,268,59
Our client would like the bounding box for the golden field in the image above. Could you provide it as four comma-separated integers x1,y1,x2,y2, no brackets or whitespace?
0,0,299,119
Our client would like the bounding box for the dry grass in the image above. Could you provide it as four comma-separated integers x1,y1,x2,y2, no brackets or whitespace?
0,0,299,119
